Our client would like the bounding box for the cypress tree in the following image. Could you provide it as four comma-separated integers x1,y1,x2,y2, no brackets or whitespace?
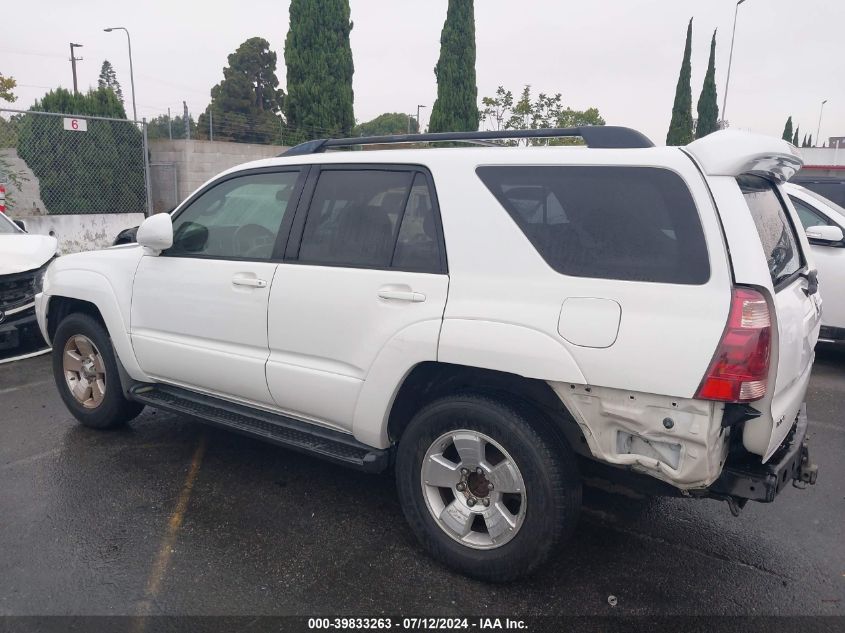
782,116,793,142
666,19,694,146
428,0,478,133
802,133,808,147
284,0,354,139
695,30,719,139
793,126,800,146
808,134,814,147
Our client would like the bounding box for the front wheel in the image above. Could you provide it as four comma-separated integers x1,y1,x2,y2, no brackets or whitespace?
395,394,581,582
52,313,144,429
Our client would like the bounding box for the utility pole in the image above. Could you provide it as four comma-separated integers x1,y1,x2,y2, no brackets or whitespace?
183,101,190,140
69,43,83,94
167,106,173,140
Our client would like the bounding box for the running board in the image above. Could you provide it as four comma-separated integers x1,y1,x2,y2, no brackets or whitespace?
128,384,390,473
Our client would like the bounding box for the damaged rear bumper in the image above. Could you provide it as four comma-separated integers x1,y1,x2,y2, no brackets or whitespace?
708,404,817,503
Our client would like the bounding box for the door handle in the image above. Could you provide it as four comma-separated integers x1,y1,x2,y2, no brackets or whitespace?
378,289,426,303
232,276,267,288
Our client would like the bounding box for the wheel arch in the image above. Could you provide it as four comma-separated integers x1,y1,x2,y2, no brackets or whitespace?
386,362,588,456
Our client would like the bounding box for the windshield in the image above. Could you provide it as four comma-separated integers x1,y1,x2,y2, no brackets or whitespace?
0,213,21,234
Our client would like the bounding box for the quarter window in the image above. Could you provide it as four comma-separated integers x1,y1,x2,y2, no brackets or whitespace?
476,166,710,284
167,171,301,260
739,175,804,287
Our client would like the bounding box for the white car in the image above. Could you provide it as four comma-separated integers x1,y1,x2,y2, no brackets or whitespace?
784,182,845,343
35,127,819,581
0,214,57,363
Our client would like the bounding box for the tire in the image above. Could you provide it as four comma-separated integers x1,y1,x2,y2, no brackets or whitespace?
395,393,581,582
52,313,144,429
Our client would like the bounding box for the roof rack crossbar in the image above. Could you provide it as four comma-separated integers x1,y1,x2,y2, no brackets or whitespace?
280,126,654,157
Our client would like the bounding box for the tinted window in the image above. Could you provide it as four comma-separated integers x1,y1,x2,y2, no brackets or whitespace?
476,166,709,284
0,213,19,234
739,175,803,286
392,173,442,272
168,171,300,260
298,170,414,269
789,196,832,230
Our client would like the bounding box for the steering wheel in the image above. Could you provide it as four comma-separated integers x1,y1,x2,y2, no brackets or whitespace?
234,223,276,259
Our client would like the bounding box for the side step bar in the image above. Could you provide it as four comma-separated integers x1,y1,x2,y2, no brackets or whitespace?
128,384,390,473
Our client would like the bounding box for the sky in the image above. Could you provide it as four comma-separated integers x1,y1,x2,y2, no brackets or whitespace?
2,0,843,145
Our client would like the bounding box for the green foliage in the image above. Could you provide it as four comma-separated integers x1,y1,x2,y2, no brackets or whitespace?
147,113,197,140
793,126,799,146
782,116,793,142
666,19,694,146
429,0,478,133
695,30,719,139
98,60,124,104
480,85,605,145
197,37,285,144
16,87,146,215
353,112,418,136
284,0,355,140
0,73,16,103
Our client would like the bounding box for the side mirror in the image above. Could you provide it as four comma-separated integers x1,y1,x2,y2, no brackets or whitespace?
806,225,844,245
136,213,173,254
13,219,27,232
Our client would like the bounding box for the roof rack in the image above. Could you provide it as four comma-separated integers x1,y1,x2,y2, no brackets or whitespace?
280,126,654,157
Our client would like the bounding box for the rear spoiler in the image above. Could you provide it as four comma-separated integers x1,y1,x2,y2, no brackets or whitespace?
684,130,803,183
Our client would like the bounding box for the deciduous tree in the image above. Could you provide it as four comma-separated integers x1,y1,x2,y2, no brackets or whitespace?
16,88,145,215
0,73,16,102
480,85,605,145
429,0,478,133
353,112,418,137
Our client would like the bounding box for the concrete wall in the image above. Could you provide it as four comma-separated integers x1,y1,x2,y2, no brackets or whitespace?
18,213,145,254
149,139,287,211
0,148,46,217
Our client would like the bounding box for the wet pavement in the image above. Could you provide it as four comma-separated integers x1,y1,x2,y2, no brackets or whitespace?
1,351,843,616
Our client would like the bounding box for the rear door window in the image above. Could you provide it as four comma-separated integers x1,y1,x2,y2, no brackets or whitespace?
297,168,445,272
738,175,804,287
476,166,710,284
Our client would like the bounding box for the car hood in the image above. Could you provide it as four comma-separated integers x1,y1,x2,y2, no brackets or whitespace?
0,234,59,275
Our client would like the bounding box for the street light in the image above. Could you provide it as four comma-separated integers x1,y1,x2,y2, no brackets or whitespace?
816,100,828,148
416,104,427,133
722,0,748,125
104,27,137,122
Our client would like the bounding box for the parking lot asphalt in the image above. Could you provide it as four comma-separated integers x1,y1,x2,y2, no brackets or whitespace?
1,351,843,617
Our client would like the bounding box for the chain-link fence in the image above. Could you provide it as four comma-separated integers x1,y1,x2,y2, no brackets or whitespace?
0,108,150,216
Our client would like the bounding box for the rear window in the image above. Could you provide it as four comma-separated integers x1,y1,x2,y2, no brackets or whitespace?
738,175,804,287
476,166,710,284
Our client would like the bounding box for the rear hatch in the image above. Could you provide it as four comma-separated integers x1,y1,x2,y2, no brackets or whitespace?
685,131,821,461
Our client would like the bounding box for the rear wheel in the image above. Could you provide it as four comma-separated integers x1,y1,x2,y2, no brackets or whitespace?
395,393,581,581
52,313,144,429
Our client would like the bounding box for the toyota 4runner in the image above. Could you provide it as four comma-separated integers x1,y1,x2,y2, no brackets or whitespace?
35,127,820,581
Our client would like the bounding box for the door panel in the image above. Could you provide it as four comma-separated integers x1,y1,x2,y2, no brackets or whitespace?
266,166,448,431
131,257,278,404
130,168,304,404
266,266,447,429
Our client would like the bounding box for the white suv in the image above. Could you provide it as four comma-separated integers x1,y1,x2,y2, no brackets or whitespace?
35,127,820,581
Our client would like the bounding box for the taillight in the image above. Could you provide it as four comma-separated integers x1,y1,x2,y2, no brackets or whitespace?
695,287,771,402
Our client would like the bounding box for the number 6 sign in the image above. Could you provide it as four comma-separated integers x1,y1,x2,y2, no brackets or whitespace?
63,117,88,132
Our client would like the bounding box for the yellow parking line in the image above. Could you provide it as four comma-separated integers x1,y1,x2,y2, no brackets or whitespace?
135,434,207,622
